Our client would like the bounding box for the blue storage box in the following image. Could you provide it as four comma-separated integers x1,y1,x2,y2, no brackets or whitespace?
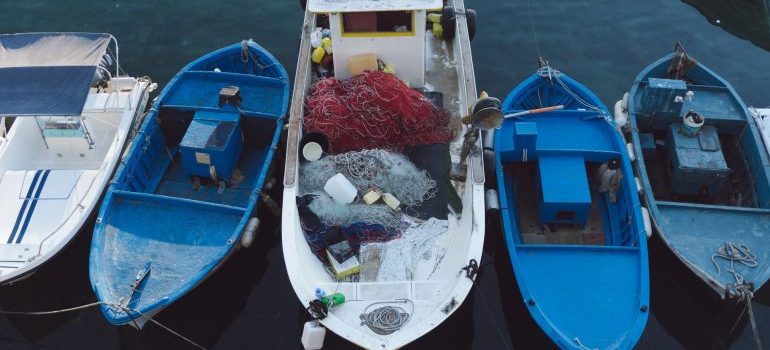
641,78,687,118
179,110,243,182
666,123,728,196
537,155,592,225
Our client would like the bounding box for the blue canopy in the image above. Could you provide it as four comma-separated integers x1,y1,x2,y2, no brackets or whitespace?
0,33,112,117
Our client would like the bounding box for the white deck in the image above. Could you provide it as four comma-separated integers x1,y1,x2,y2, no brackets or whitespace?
0,77,151,283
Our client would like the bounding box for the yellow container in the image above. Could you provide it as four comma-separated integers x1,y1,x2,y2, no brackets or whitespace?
321,37,333,54
432,23,443,38
311,46,326,64
427,13,442,23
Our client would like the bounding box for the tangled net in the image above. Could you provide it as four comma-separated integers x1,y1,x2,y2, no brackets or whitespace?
307,193,404,231
299,149,437,210
304,71,454,153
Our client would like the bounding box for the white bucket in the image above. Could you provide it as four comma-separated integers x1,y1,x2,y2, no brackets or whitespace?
682,111,704,136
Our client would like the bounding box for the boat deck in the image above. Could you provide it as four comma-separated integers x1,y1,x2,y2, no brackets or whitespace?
155,147,268,208
511,163,606,245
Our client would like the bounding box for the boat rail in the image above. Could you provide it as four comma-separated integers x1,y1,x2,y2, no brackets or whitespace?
284,10,315,188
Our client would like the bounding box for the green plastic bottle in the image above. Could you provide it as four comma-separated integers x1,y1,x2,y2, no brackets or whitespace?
320,292,345,306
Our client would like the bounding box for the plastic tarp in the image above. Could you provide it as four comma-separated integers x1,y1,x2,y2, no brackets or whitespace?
0,33,112,117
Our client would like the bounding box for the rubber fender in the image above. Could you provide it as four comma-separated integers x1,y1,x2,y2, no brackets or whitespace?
241,217,259,248
441,6,457,40
466,9,477,41
641,207,652,239
613,100,628,128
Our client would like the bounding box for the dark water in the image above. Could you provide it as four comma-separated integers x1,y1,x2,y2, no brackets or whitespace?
1,1,769,349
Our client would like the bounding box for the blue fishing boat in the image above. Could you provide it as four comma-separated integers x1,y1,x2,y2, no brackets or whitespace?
619,44,770,299
89,40,290,327
494,65,649,350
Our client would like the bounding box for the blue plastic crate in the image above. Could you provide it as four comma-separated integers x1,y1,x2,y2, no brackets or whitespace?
179,110,243,181
641,78,687,118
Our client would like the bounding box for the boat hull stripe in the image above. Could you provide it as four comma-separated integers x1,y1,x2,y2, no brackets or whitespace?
7,170,42,244
15,170,51,244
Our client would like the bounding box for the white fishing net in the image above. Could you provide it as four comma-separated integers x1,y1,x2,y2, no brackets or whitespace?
299,149,437,210
360,217,449,281
306,192,404,231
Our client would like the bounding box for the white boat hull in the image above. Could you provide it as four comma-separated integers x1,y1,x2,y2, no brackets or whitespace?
281,0,486,348
0,77,151,284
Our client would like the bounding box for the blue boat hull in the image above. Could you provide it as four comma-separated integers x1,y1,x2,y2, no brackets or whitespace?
627,52,770,297
89,41,290,326
494,70,649,349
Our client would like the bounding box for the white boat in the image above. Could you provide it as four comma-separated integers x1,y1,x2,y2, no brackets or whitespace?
0,33,154,284
282,1,488,349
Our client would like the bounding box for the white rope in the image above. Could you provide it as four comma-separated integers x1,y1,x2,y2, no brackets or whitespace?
711,241,758,296
0,301,206,350
359,299,413,335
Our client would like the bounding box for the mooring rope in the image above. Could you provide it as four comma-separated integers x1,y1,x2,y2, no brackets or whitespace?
711,241,758,294
0,301,206,350
712,241,762,350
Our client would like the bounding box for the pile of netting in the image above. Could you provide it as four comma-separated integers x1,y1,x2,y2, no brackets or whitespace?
299,149,437,210
304,71,454,153
297,194,404,262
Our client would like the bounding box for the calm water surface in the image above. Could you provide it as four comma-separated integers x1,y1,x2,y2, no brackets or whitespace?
0,1,769,349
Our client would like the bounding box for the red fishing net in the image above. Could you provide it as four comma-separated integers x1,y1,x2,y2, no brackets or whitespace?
304,71,454,153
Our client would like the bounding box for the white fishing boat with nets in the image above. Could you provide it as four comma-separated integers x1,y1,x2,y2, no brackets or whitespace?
0,33,153,284
282,1,495,349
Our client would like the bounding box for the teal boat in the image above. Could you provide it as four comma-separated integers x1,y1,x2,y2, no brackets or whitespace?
620,44,770,299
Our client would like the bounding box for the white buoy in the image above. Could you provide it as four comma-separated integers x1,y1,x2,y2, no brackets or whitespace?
362,190,382,205
381,193,401,210
613,100,628,128
626,143,636,162
301,320,326,350
635,177,643,195
324,173,357,204
641,207,652,239
240,217,259,248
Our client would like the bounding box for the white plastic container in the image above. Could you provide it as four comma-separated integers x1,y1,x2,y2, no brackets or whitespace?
324,173,358,204
302,142,324,161
301,321,326,350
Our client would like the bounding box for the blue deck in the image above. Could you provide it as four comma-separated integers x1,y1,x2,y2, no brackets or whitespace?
89,40,290,326
494,71,649,349
628,53,770,296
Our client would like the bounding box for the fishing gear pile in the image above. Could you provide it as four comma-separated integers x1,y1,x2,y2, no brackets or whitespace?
304,71,454,153
299,149,438,210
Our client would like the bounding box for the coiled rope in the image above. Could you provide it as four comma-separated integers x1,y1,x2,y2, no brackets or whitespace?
0,301,206,350
712,241,762,350
711,241,758,297
359,299,413,335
